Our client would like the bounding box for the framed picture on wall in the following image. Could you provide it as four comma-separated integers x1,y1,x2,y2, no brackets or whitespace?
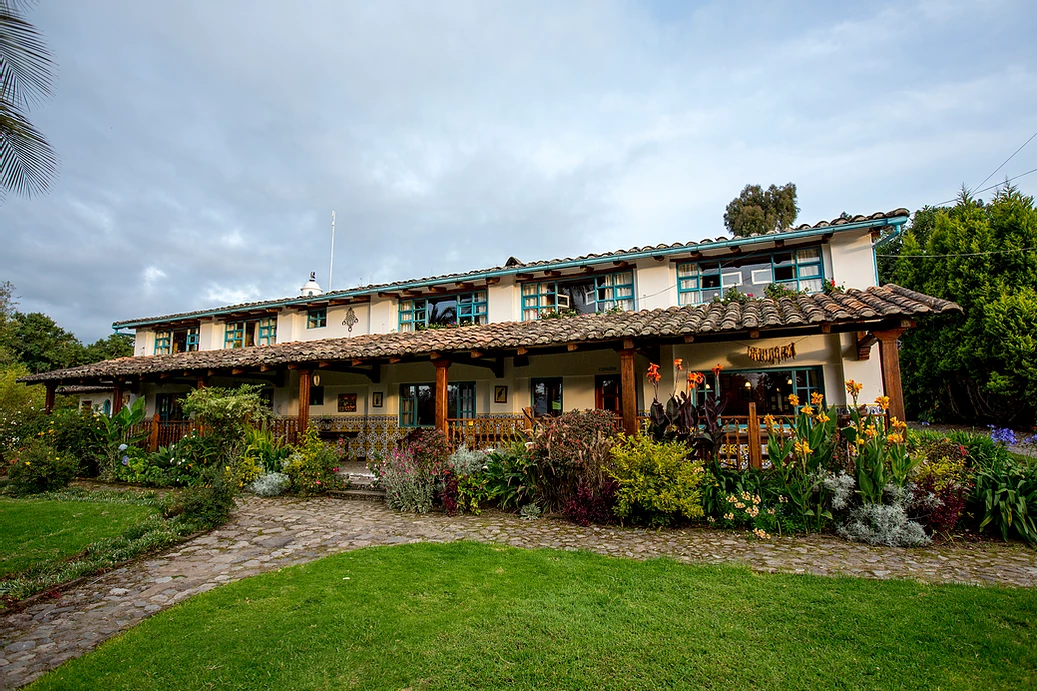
494,385,508,404
337,393,357,413
372,391,384,408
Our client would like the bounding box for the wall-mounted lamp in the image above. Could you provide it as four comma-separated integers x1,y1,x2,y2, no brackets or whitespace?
786,377,793,385
744,381,752,389
312,374,321,387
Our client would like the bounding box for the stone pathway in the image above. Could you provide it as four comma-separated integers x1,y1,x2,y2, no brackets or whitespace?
3,496,1036,689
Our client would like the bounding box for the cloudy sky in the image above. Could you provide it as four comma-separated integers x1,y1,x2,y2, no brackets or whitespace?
1,0,1035,342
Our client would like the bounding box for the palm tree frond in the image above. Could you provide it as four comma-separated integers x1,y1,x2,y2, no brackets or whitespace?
0,0,53,108
0,100,56,199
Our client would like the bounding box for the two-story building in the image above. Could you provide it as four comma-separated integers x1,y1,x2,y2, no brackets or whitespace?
23,209,959,459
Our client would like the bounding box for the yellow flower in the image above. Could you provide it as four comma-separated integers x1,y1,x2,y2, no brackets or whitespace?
817,412,830,423
875,395,890,411
855,436,866,447
25,461,30,466
845,380,863,397
801,405,814,416
886,433,904,444
793,439,812,457
788,394,800,407
811,392,824,406
864,425,877,438
890,416,908,430
763,413,776,428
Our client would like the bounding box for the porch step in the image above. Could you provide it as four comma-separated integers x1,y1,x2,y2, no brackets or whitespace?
329,487,386,503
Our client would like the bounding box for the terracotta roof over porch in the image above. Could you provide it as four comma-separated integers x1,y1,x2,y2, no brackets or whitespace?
22,284,959,385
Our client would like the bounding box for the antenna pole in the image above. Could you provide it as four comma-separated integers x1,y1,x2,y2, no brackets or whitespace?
329,210,336,291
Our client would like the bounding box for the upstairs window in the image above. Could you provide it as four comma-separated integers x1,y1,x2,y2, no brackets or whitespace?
398,291,488,332
522,271,635,320
154,327,199,355
224,317,277,349
677,246,825,305
307,308,327,329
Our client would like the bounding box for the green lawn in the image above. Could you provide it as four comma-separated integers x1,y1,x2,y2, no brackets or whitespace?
0,496,157,577
29,542,1037,690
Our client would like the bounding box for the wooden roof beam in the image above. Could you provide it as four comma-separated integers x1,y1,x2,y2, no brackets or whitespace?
484,277,501,286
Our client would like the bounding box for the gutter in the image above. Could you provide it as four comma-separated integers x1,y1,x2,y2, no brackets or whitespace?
870,218,909,284
114,215,908,330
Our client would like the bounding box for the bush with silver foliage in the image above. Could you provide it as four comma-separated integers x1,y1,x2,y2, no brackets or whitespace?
248,472,291,497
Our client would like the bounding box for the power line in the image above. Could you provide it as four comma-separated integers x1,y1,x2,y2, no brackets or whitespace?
931,166,1037,207
877,246,1037,258
975,129,1037,191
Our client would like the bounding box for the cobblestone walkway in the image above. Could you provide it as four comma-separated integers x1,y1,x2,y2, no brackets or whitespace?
3,496,1036,689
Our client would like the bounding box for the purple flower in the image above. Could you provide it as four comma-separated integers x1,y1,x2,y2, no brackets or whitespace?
990,427,1018,446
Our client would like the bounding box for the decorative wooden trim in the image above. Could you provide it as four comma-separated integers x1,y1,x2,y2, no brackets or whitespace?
516,346,529,356
622,338,636,350
484,277,501,286
567,343,579,351
612,260,630,269
748,330,760,339
856,331,877,360
683,335,695,343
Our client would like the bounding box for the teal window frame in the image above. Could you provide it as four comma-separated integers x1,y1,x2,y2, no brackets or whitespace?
224,321,246,349
307,308,327,329
398,291,488,332
154,332,171,355
398,382,477,427
154,327,199,355
677,246,826,305
521,270,635,320
258,317,277,345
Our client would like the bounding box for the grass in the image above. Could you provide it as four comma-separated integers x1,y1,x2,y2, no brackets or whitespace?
29,542,1037,690
0,495,157,577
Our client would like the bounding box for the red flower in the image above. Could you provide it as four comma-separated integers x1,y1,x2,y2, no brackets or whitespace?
646,363,661,384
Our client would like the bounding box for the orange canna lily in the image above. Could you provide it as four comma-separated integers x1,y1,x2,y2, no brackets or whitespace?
673,358,684,371
646,363,661,384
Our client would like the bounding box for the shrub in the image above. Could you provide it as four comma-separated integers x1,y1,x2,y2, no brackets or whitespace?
0,365,48,462
531,409,617,511
971,458,1037,544
609,433,705,527
243,427,292,474
248,472,290,497
401,427,450,469
912,454,974,533
4,439,78,495
162,470,236,530
181,385,269,469
283,426,340,496
49,408,107,477
449,445,487,476
482,442,537,510
371,448,436,513
563,480,616,526
837,501,932,547
950,430,1011,470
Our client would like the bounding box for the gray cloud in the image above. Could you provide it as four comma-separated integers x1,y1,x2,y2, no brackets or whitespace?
1,0,1035,342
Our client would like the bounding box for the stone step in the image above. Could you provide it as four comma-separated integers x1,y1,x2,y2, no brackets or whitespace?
328,488,385,503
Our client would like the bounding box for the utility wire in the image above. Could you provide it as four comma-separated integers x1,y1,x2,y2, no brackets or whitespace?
931,166,1037,207
974,129,1037,191
877,246,1037,258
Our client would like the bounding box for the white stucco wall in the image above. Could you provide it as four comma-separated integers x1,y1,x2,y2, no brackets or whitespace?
634,257,674,311
828,231,878,289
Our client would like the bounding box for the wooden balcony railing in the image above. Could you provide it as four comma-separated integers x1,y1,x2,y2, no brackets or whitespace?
131,403,802,469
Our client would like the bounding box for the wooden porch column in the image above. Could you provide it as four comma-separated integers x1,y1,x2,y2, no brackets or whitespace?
298,369,312,432
747,402,763,469
149,413,160,452
111,381,124,416
434,358,451,437
44,382,56,414
619,349,637,435
196,375,207,390
874,328,907,421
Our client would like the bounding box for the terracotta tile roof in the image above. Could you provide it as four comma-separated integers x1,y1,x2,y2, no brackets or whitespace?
25,284,957,385
113,209,910,328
